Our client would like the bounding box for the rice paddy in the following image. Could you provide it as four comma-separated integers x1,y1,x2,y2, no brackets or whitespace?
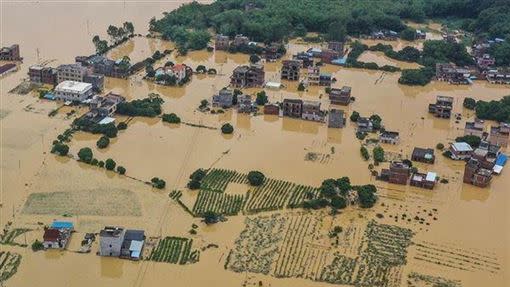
0,228,31,247
0,252,21,282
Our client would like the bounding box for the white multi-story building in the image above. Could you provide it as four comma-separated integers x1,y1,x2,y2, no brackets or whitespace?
54,81,93,102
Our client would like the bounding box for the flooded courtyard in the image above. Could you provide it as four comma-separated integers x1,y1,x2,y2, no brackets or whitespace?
1,1,509,287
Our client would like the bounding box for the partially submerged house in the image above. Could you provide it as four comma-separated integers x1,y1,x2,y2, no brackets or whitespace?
428,95,453,119
320,49,341,64
99,226,125,257
0,44,21,61
230,64,265,88
410,172,436,189
489,124,509,148
449,142,474,160
293,52,314,68
328,109,345,128
463,158,493,187
28,65,57,86
54,81,94,102
87,92,126,121
329,86,351,105
265,43,285,61
319,73,332,86
281,60,301,81
464,120,485,138
212,88,234,108
411,147,435,164
233,34,250,47
282,99,303,118
42,221,74,249
237,94,254,113
263,103,280,115
306,66,320,86
327,41,345,55
435,63,471,85
356,117,373,133
301,100,325,122
120,230,145,261
380,161,411,185
379,131,400,145
486,68,510,84
215,34,230,50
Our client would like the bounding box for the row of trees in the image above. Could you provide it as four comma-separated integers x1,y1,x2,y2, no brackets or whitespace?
77,147,126,174
150,0,509,49
92,22,134,54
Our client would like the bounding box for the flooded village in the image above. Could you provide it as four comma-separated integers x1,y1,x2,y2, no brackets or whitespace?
1,1,509,287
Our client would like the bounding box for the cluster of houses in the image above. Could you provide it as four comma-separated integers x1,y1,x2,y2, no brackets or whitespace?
40,222,145,261
435,38,509,85
215,34,286,61
379,161,438,190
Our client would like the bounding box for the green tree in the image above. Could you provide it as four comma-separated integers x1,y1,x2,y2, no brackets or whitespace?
105,158,116,171
31,240,44,251
463,97,477,110
373,146,385,164
117,166,126,175
51,143,69,156
455,135,481,148
357,185,377,208
249,54,261,64
78,147,93,163
117,122,128,130
350,111,360,122
151,177,166,189
203,211,220,224
400,28,416,41
196,65,207,73
297,82,305,91
255,91,268,105
360,146,370,160
221,123,234,134
247,171,265,186
96,136,110,149
331,195,347,209
162,113,181,124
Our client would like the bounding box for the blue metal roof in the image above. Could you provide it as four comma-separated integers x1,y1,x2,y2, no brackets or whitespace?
51,221,74,229
496,154,507,166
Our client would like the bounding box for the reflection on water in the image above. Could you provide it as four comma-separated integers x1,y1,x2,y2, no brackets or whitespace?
282,117,319,134
460,184,490,202
101,257,124,278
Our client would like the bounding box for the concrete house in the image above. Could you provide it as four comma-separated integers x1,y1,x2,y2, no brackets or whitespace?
302,100,325,122
293,52,314,68
329,86,351,105
486,68,510,84
320,49,340,64
28,65,57,86
306,66,320,86
489,124,510,147
282,99,303,118
265,43,284,61
57,62,104,91
215,34,230,50
0,44,21,61
328,109,345,128
357,117,373,133
319,73,332,86
429,95,453,118
212,88,234,108
237,94,254,113
54,81,94,102
120,230,145,261
88,92,126,119
463,158,492,187
230,64,265,88
411,147,435,164
410,172,436,189
263,103,280,115
327,41,345,55
380,161,411,185
379,131,400,144
449,142,474,160
99,226,126,257
281,60,301,81
464,120,485,138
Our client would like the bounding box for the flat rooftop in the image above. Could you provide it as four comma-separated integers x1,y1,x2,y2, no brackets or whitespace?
55,81,92,93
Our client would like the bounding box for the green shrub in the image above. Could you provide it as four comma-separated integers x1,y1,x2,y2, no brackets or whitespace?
463,97,477,110
350,111,360,122
105,158,116,170
96,136,110,149
117,166,126,175
51,143,69,156
151,177,166,189
247,171,265,186
117,122,128,130
31,240,44,251
78,147,93,163
221,123,234,134
162,113,181,124
436,143,444,150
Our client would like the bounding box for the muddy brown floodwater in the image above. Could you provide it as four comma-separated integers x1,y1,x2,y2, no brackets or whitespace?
1,1,509,287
